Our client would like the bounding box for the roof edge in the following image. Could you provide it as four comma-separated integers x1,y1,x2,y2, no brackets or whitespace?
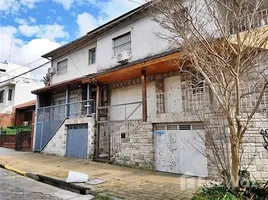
41,2,151,58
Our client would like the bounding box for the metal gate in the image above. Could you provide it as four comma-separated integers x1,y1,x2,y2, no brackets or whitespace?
66,124,88,159
155,124,208,177
15,131,31,151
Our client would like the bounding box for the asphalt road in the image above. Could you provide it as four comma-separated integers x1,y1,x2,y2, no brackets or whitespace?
0,148,93,200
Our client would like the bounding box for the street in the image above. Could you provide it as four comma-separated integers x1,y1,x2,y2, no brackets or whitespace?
0,167,93,200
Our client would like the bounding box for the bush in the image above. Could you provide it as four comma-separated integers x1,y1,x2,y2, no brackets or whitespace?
192,182,268,200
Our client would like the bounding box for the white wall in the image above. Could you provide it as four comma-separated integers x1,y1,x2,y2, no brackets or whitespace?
97,16,172,71
110,81,155,121
51,43,97,84
51,16,173,84
0,81,44,114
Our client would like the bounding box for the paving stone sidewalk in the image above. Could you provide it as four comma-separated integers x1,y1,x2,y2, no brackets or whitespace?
0,148,207,200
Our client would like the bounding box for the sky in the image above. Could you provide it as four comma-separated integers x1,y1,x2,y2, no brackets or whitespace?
0,0,145,79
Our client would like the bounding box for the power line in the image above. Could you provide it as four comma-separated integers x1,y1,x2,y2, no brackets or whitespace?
0,61,50,84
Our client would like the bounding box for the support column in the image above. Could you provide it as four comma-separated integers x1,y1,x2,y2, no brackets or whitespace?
95,84,101,158
65,86,70,118
141,69,147,122
33,95,40,151
87,83,92,116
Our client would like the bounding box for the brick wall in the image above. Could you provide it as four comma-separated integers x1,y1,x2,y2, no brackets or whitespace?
0,113,13,127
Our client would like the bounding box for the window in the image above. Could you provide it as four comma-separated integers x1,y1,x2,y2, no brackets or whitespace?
57,59,67,75
8,89,12,101
0,90,4,103
112,32,131,56
88,48,96,65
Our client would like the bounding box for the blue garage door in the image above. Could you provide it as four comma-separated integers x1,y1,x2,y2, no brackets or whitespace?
66,124,88,159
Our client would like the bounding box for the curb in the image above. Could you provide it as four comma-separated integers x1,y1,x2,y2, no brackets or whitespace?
0,162,97,196
0,163,26,176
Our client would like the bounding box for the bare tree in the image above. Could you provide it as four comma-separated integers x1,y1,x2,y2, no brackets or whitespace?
149,0,268,189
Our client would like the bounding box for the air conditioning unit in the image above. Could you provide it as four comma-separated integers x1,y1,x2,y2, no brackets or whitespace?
117,51,132,63
48,67,56,74
23,121,28,126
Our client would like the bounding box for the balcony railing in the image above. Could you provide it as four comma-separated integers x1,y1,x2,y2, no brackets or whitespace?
229,8,268,34
148,85,268,119
34,100,94,152
37,100,95,122
148,87,210,117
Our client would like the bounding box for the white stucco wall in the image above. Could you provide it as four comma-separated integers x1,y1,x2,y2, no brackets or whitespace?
0,81,43,114
51,43,97,84
110,81,155,121
50,16,173,84
96,16,172,72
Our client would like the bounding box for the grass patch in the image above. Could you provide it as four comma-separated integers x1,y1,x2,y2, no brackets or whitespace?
92,196,113,200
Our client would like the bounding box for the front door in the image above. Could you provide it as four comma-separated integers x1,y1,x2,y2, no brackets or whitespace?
66,124,88,159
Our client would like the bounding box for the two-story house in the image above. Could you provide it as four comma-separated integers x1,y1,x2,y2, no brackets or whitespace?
32,2,268,179
0,62,44,127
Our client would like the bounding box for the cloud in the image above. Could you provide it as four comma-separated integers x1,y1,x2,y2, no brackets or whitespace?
75,0,145,37
0,0,43,14
29,17,36,23
0,26,61,79
18,24,69,40
98,0,145,24
14,18,28,25
52,0,74,10
76,12,99,37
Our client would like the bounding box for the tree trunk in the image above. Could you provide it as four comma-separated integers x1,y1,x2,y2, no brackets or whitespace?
230,138,240,189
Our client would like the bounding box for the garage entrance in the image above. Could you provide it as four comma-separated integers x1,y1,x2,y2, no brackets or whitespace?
66,124,88,159
154,124,208,177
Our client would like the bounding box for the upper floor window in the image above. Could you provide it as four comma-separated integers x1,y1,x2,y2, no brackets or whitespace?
57,59,67,75
0,90,4,103
8,89,12,101
113,32,131,56
88,48,96,65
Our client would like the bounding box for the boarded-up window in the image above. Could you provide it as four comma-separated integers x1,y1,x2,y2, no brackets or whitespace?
113,32,131,56
57,59,67,75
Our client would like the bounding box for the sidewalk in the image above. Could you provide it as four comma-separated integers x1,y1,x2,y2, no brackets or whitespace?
0,148,205,200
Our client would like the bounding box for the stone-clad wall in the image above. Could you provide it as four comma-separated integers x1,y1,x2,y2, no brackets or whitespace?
112,122,154,169
240,113,268,180
42,117,95,158
204,111,268,181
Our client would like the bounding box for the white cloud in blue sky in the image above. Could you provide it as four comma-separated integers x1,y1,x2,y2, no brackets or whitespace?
0,0,145,71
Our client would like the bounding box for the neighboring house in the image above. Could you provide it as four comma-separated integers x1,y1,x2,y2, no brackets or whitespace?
0,100,35,151
32,3,268,180
0,62,44,115
13,100,36,151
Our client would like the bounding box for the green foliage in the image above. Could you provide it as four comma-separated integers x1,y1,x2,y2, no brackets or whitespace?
192,182,268,200
92,196,113,200
0,124,32,135
192,184,238,200
42,72,51,85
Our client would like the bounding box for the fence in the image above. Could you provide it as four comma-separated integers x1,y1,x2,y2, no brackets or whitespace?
34,100,94,152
